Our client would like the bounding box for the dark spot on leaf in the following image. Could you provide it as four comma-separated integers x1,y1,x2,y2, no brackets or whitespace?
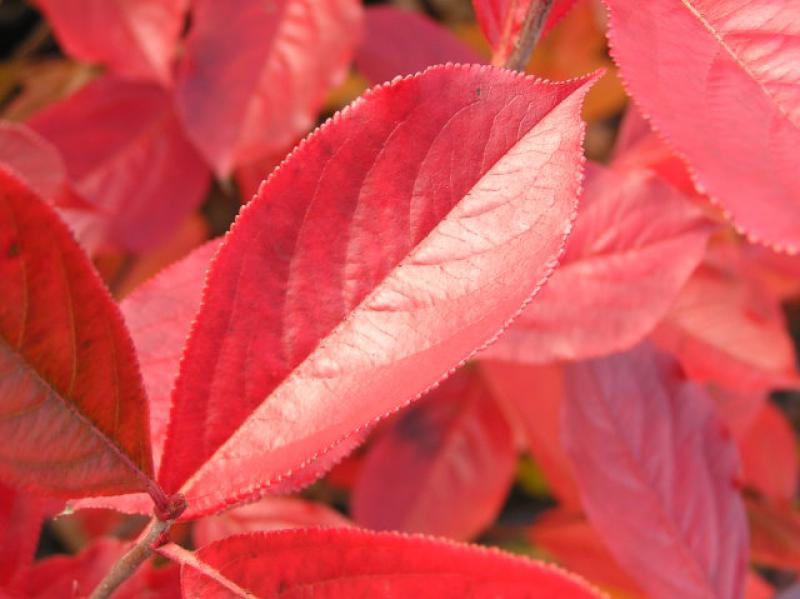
395,404,442,455
6,240,19,258
475,87,481,97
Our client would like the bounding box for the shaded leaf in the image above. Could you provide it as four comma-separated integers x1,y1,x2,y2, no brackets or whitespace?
0,482,49,585
747,498,800,572
604,0,800,252
34,0,188,84
563,343,748,599
29,76,210,252
161,528,604,598
0,170,155,498
174,0,363,176
352,367,515,540
158,65,595,519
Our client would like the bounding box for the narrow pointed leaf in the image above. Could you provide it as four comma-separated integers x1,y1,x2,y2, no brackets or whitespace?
604,0,800,252
562,344,748,599
160,528,604,598
159,65,596,518
33,0,188,83
355,6,484,84
352,368,516,540
174,0,363,176
481,163,712,363
0,170,154,499
29,76,210,252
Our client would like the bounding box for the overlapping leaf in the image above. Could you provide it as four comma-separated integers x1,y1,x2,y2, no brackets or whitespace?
29,76,209,252
174,0,363,176
33,0,188,83
562,343,748,599
604,0,800,252
161,528,604,597
0,170,155,499
481,163,711,364
0,482,49,586
158,65,596,518
352,368,515,540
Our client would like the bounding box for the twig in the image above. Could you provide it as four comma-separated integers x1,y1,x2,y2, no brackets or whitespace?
505,0,555,72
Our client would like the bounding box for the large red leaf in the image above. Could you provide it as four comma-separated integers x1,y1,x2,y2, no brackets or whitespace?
352,367,515,540
653,243,799,392
562,343,748,599
478,361,581,507
29,76,210,252
473,0,579,65
604,0,800,253
194,497,351,548
174,0,362,177
0,170,156,498
0,482,48,586
355,6,484,84
158,65,595,519
160,528,604,598
481,163,712,363
33,0,188,84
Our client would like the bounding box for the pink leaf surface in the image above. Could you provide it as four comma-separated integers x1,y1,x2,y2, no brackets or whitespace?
604,0,800,253
160,528,604,598
355,6,484,84
653,243,799,392
478,361,581,507
0,170,155,499
194,497,351,548
352,367,516,540
481,163,712,363
174,0,363,177
29,76,210,252
562,343,748,599
158,65,596,519
473,0,579,65
33,0,188,84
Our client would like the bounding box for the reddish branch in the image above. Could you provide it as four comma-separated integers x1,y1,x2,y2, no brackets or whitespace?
505,0,555,72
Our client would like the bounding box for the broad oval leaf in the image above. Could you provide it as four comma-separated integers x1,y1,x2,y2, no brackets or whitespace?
352,367,516,540
0,170,155,498
481,163,712,363
33,0,188,84
29,76,210,252
174,0,363,177
160,528,604,598
355,6,484,84
562,343,748,599
604,0,800,253
158,65,596,519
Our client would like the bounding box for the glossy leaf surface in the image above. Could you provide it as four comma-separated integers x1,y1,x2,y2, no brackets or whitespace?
33,0,188,83
159,65,594,518
482,163,711,363
352,368,515,540
162,528,603,598
29,76,209,252
0,171,154,498
604,0,800,252
174,0,363,176
563,344,748,599
355,6,483,84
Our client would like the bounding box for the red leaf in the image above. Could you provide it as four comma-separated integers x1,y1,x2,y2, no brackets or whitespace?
352,367,515,540
33,0,188,84
473,0,579,65
29,76,210,252
481,163,712,363
478,361,581,507
653,243,799,392
0,171,156,499
748,498,800,572
122,241,220,470
706,385,766,437
174,0,363,177
194,497,351,548
158,65,596,519
562,343,748,599
0,482,48,586
160,528,604,598
604,0,800,253
355,6,484,84
738,402,798,505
